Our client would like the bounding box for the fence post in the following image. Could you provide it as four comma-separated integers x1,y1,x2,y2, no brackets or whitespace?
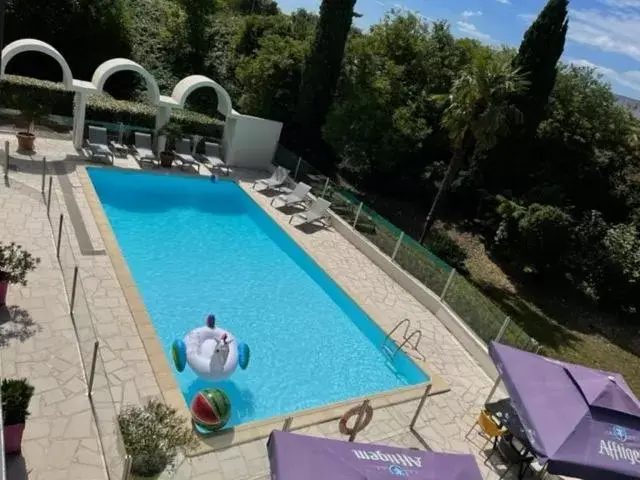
282,417,293,432
484,377,503,405
41,156,47,194
4,141,9,179
294,157,301,180
56,214,64,259
391,232,405,261
88,341,99,398
352,202,363,228
410,384,432,431
440,268,456,300
321,177,330,198
122,454,133,480
70,266,79,315
494,316,511,342
348,399,371,442
46,177,53,217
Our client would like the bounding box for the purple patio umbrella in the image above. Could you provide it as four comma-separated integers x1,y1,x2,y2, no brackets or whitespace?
489,341,640,480
267,430,483,479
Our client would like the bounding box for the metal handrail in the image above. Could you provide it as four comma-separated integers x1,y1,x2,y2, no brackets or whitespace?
382,318,411,349
391,329,423,357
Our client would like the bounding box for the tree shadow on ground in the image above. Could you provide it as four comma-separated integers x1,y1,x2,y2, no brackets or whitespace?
0,305,41,348
475,281,581,351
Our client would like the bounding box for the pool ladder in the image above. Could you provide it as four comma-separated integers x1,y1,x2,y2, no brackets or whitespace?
382,318,424,360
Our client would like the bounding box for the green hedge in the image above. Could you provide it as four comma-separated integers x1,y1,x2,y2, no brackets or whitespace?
0,75,224,138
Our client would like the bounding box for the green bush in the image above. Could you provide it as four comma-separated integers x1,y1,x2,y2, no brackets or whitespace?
423,230,468,273
119,399,196,477
2,378,35,426
0,75,225,138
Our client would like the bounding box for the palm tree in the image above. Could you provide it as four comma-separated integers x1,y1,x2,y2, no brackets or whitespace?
419,55,529,243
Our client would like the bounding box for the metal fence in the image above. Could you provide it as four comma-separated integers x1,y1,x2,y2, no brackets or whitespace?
274,147,539,353
40,165,132,479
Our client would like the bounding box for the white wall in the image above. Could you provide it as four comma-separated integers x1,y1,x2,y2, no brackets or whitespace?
224,114,282,170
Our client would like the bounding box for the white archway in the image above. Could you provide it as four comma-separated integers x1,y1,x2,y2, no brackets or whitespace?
1,39,74,89
91,58,160,104
171,75,233,117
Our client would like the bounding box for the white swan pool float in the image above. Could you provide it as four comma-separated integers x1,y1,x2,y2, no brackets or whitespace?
172,314,250,381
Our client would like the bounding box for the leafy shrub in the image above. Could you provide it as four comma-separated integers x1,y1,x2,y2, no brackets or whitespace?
0,76,225,138
0,242,40,285
2,378,35,426
495,197,573,272
118,399,196,477
0,75,71,118
598,223,640,312
423,230,468,272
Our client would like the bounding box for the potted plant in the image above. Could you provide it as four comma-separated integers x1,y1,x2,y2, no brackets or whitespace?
0,242,40,306
15,92,50,152
118,399,196,477
2,378,35,454
157,122,184,168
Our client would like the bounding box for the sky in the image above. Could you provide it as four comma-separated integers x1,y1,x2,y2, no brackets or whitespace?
275,0,640,99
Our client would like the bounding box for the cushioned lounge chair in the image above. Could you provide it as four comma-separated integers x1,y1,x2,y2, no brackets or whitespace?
85,126,115,164
174,138,201,172
132,132,158,166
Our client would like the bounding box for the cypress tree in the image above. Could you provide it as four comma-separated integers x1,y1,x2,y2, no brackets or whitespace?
513,0,569,134
295,0,356,150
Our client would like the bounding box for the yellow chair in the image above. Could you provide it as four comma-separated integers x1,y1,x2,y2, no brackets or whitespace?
465,409,506,451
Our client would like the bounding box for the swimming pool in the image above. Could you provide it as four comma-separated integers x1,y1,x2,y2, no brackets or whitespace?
87,168,428,427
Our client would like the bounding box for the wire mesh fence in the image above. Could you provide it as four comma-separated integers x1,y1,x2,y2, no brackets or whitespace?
274,151,539,353
43,174,130,480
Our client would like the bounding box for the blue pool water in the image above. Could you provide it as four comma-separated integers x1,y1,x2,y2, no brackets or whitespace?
88,168,428,427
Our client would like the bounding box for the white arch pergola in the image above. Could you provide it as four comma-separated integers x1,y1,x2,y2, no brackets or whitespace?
92,58,161,104
0,38,282,169
1,39,74,89
171,75,233,117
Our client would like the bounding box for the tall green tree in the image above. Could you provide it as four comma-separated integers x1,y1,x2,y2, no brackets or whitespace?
512,0,568,135
295,0,355,153
419,55,529,241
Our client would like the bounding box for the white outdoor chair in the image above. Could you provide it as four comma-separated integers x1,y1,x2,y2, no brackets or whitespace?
199,141,229,175
289,198,332,227
253,166,289,191
271,182,312,208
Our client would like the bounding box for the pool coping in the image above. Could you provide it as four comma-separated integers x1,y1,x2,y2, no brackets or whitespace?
77,165,449,456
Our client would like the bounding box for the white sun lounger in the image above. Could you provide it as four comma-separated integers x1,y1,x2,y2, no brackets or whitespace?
253,166,289,191
289,198,331,227
174,138,201,173
271,182,312,207
132,132,157,166
199,141,229,175
85,126,115,164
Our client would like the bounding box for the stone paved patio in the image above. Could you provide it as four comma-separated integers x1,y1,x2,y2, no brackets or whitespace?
0,134,551,480
0,172,106,479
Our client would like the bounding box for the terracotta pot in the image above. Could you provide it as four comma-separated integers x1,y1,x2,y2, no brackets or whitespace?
3,423,25,454
0,281,7,306
16,132,35,152
159,151,174,169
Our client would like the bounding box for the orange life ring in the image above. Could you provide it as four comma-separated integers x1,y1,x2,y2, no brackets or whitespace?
339,404,373,436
